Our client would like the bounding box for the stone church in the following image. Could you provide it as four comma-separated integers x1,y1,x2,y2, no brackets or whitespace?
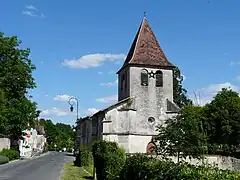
75,17,179,154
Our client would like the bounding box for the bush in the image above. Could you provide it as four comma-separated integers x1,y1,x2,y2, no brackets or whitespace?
120,154,240,180
92,140,125,180
0,148,20,161
0,155,9,165
74,146,92,167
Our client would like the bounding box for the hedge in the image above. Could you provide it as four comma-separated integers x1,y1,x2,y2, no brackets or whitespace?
74,146,92,167
120,154,240,180
92,140,125,180
0,155,9,165
91,141,240,180
0,148,20,161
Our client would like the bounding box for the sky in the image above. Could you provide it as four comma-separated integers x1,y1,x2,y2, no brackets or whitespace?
1,0,240,125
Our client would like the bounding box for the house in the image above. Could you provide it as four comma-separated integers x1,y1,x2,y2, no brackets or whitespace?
75,16,179,153
19,127,46,158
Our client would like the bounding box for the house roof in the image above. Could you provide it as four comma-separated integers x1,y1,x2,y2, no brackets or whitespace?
117,17,174,73
77,97,132,124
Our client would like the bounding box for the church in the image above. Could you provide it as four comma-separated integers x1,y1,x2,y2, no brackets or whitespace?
75,17,179,154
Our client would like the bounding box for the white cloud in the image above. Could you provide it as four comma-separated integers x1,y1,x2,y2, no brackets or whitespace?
100,79,118,87
62,53,126,69
230,61,240,66
182,74,186,81
26,5,38,11
54,94,72,102
22,5,45,18
191,82,240,106
98,72,103,75
40,107,69,117
96,94,118,104
236,76,240,82
22,11,37,17
87,108,99,115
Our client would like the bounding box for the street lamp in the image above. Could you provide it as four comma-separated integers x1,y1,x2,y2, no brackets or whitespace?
72,125,76,132
69,97,80,156
68,97,79,121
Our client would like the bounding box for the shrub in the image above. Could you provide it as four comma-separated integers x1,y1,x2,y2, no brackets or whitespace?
0,148,20,161
120,154,240,180
92,140,125,180
74,146,92,167
0,155,9,165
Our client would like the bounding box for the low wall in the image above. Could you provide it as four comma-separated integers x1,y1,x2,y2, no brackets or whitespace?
0,138,10,151
157,155,240,171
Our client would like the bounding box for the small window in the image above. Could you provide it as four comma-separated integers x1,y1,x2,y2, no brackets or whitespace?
156,70,163,87
148,117,155,124
141,69,148,86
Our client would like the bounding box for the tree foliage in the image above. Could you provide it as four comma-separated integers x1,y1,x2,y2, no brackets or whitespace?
157,105,207,160
204,88,240,154
173,66,192,108
157,87,240,159
0,32,37,145
43,119,74,151
0,88,7,134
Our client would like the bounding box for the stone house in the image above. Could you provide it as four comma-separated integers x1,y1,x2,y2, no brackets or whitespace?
75,17,179,153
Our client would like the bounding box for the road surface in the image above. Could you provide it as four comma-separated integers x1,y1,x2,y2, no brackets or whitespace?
0,151,74,180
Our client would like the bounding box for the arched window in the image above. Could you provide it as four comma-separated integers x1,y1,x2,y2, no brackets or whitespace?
141,69,148,86
146,142,157,155
156,70,163,87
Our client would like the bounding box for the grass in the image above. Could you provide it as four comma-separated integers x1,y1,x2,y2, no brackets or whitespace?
61,162,94,180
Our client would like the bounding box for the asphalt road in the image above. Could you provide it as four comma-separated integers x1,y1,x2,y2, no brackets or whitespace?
0,151,74,180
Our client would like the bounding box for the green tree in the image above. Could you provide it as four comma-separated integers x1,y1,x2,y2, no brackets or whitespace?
203,88,240,154
173,66,192,108
44,119,58,149
55,123,72,135
44,119,74,150
0,32,37,147
157,105,207,160
0,88,7,135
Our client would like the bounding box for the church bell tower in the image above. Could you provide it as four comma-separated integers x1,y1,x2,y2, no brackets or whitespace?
117,16,178,136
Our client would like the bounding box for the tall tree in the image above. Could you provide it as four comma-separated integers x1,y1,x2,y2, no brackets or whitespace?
44,119,74,151
203,88,240,154
0,32,37,147
157,105,207,160
44,119,58,148
173,66,192,108
0,88,7,135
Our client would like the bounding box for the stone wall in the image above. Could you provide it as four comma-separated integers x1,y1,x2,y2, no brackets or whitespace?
0,138,10,151
129,67,175,136
156,155,240,171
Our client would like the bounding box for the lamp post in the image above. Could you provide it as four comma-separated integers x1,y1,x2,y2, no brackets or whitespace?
68,97,79,121
68,97,79,155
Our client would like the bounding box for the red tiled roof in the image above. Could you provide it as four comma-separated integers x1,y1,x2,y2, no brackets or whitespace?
119,17,174,72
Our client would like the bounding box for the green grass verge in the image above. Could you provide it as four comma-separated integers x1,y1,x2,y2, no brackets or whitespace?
61,162,93,180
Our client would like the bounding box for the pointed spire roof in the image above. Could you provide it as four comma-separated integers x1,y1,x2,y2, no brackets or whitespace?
118,17,174,73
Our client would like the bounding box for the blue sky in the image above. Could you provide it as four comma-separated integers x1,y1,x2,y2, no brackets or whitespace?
1,0,240,124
